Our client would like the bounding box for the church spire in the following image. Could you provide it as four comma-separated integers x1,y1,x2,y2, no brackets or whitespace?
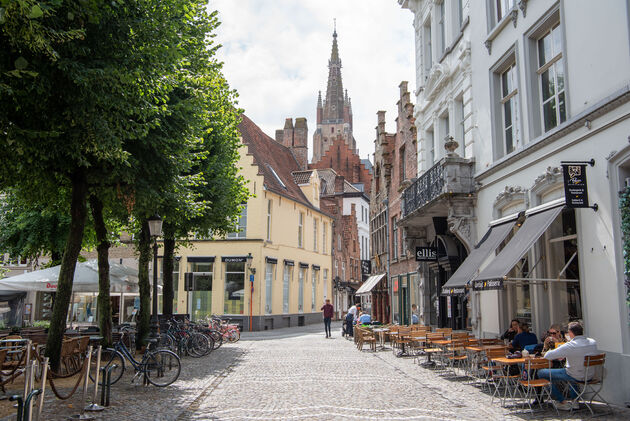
323,23,344,123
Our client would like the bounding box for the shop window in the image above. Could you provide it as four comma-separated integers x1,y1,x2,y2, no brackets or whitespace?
224,262,245,314
298,267,305,313
311,269,318,312
188,261,213,321
265,262,274,314
283,265,292,314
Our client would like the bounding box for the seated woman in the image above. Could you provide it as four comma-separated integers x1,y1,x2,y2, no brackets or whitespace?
511,321,538,351
541,324,565,352
358,311,371,325
500,319,520,342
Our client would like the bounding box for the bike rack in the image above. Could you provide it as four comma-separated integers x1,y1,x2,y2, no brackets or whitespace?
69,345,95,420
99,363,117,407
85,346,104,412
10,389,41,421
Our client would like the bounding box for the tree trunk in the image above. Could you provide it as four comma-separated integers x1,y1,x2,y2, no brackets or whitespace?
136,220,151,349
90,195,112,347
162,224,175,317
45,172,88,371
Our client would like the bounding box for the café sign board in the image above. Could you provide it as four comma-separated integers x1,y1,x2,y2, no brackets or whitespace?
562,164,589,208
415,246,437,261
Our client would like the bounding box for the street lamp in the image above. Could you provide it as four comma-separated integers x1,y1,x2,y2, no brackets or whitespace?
147,214,163,340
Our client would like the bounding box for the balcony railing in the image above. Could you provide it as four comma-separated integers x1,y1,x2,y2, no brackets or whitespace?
402,156,475,218
402,161,444,217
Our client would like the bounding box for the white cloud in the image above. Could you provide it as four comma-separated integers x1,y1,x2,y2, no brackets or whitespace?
211,0,415,162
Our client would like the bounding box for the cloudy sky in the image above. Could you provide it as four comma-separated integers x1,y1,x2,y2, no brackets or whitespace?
211,0,415,162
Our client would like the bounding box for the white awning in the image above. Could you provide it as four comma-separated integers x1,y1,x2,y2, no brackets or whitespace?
355,273,386,295
0,259,139,293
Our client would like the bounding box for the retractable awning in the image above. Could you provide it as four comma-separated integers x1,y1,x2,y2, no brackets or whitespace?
355,273,386,295
440,220,516,296
472,204,564,291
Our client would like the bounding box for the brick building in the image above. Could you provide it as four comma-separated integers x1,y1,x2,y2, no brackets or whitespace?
366,81,417,324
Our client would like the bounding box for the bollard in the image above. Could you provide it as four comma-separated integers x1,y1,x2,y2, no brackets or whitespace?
69,345,95,420
22,341,32,407
23,389,41,421
10,395,23,421
84,346,104,412
37,357,49,421
26,360,36,417
100,364,117,407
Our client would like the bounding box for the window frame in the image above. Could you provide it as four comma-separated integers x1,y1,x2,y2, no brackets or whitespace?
536,23,566,133
266,199,272,241
298,212,304,248
500,62,520,155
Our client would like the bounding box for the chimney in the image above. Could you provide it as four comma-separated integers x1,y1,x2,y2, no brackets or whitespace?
334,175,345,193
275,129,284,143
292,118,308,170
283,118,294,148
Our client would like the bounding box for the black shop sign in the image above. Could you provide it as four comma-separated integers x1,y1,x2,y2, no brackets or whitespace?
415,247,437,261
562,164,589,208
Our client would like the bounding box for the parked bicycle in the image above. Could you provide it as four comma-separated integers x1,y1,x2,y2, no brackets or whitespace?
159,318,214,358
90,329,181,387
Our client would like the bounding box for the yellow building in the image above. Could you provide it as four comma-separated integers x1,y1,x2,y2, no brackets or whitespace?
172,115,333,330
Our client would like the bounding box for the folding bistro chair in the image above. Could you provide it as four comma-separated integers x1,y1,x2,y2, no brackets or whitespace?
518,358,557,414
481,347,507,393
572,354,612,416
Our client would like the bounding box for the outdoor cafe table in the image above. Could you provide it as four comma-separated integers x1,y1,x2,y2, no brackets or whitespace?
372,328,389,350
490,356,534,406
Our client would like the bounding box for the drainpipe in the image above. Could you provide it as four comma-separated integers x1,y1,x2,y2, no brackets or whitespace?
384,197,392,324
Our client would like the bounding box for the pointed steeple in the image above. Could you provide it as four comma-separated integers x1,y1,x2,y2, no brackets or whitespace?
317,91,322,108
323,23,344,123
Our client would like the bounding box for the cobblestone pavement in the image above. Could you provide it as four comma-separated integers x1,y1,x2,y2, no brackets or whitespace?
5,323,630,420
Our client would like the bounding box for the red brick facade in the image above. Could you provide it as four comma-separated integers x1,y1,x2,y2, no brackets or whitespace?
370,81,417,323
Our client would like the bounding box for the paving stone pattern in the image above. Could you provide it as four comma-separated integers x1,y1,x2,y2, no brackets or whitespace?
12,322,630,420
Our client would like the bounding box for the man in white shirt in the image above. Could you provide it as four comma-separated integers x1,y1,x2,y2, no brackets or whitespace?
345,304,359,337
540,321,598,410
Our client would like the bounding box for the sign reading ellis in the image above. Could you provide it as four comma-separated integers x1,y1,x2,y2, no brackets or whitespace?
415,247,437,261
562,164,589,208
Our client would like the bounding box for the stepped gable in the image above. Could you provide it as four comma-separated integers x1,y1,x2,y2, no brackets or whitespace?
238,115,313,209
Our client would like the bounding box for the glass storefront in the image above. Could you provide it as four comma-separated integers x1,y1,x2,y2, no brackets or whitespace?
283,265,291,313
188,261,214,321
265,263,274,314
298,267,305,313
224,262,245,314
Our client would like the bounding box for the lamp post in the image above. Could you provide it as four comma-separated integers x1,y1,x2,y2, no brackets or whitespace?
147,214,163,340
246,252,255,332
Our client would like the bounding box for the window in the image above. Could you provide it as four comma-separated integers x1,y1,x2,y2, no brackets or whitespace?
501,63,519,154
335,260,338,277
311,269,318,312
392,216,398,259
455,97,465,156
496,0,515,22
313,219,318,251
441,113,450,149
438,1,446,55
457,0,463,29
227,204,247,239
427,128,435,165
323,222,328,254
224,262,245,314
187,260,213,320
423,18,432,76
266,200,272,241
337,233,342,251
342,261,346,281
265,262,274,314
298,267,305,313
399,146,406,182
298,212,304,248
323,269,328,299
283,264,292,313
537,23,566,132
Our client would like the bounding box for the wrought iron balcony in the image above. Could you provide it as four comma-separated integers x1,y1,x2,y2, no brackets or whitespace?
402,155,475,218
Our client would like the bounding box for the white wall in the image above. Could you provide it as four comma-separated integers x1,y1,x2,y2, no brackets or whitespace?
343,196,370,260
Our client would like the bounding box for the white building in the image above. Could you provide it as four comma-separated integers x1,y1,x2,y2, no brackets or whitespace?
401,0,630,406
398,0,476,329
343,195,370,262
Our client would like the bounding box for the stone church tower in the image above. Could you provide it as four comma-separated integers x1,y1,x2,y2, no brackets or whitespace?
312,28,356,163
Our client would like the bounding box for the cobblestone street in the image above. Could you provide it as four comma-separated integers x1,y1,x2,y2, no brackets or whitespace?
7,322,628,420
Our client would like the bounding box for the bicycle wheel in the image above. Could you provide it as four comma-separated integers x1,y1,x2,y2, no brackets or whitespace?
208,330,223,350
89,348,125,385
158,333,175,352
144,350,181,387
228,329,240,343
187,333,209,358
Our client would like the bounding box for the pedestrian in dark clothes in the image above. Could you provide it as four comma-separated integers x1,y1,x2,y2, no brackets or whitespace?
321,299,334,338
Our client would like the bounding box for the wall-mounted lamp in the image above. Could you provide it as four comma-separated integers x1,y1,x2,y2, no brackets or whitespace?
246,252,255,274
584,119,592,130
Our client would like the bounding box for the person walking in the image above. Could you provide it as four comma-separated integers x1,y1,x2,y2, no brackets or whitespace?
321,299,334,338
